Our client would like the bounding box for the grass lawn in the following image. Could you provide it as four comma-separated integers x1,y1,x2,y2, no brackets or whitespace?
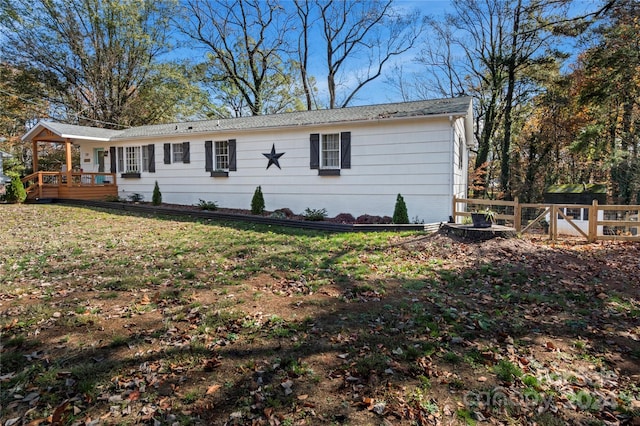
1,204,639,425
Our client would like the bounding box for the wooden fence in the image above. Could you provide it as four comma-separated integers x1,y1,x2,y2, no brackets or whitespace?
453,197,640,242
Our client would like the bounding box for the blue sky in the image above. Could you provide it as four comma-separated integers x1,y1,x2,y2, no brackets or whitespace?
302,0,452,106
173,0,597,108
171,0,453,108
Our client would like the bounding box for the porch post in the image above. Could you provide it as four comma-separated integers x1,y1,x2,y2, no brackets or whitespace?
65,139,73,172
65,138,73,187
32,139,38,172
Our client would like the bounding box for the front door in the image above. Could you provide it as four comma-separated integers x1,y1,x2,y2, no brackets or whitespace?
94,148,105,183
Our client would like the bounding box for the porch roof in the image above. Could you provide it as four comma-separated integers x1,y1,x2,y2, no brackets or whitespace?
22,121,123,143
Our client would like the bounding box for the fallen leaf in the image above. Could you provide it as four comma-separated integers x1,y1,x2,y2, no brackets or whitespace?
22,392,40,403
357,397,375,410
203,358,222,371
48,400,70,425
206,384,221,395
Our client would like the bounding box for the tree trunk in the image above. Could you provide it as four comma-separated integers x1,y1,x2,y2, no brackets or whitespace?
500,0,521,201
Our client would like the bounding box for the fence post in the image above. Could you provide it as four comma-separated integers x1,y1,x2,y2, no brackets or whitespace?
452,197,458,223
550,205,557,241
513,196,521,232
588,200,598,243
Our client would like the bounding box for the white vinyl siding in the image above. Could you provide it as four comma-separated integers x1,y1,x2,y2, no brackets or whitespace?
83,114,469,223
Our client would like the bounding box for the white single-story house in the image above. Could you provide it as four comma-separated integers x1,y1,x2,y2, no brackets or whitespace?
22,96,473,223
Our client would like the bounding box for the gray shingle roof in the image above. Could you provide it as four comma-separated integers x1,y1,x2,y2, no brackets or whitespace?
116,96,472,139
23,97,472,142
34,122,124,140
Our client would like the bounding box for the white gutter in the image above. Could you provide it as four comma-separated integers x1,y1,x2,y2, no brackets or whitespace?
110,112,470,143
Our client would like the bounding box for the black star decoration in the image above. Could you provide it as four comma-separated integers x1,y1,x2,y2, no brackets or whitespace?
262,144,285,169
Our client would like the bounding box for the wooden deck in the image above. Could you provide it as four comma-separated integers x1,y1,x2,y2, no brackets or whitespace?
22,171,118,201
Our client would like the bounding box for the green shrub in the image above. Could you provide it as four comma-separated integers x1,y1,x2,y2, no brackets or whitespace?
494,359,522,383
4,173,26,204
197,199,218,211
392,193,409,224
251,186,265,215
303,207,327,221
152,181,162,205
128,193,143,202
269,211,287,219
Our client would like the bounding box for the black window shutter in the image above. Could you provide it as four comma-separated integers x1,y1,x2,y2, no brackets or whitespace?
310,133,319,169
228,139,237,171
148,144,155,173
340,132,351,169
117,147,123,171
182,141,190,163
205,141,213,172
163,143,171,164
109,147,116,173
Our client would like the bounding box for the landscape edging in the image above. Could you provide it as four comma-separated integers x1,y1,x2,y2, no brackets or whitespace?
54,199,436,233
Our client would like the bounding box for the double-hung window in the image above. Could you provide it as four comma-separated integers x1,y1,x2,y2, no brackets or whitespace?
142,145,150,172
109,144,155,176
310,132,351,175
117,147,124,172
321,134,340,169
163,142,190,164
205,139,236,175
215,140,229,170
172,143,183,163
125,147,141,172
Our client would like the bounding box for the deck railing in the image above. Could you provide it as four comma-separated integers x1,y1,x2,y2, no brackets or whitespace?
22,171,117,200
